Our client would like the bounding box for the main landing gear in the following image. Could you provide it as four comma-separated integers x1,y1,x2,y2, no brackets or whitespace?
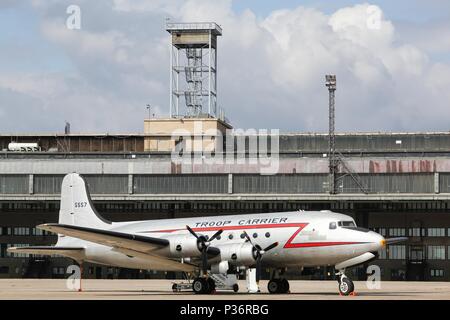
336,270,355,296
267,278,290,294
267,270,290,294
192,277,216,294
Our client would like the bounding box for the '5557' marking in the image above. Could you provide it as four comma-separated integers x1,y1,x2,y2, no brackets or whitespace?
74,202,87,208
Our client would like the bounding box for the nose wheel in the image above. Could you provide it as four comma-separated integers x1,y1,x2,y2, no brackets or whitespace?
337,272,355,296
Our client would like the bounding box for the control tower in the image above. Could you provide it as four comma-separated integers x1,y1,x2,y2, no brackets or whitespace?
166,22,222,119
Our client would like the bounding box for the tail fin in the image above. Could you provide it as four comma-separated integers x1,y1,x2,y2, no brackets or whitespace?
59,173,111,229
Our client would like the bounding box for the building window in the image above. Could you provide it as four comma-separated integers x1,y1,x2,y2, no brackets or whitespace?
409,246,424,261
408,228,425,237
428,228,445,237
372,227,386,236
389,228,405,237
388,245,406,260
378,248,387,259
31,228,45,236
428,245,446,260
391,269,406,281
52,267,65,275
13,227,30,236
430,269,444,277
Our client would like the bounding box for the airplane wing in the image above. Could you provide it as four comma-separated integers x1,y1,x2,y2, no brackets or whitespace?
7,246,85,262
38,223,195,272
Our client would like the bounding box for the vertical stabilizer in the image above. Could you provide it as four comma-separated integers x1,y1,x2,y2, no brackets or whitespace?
59,173,111,229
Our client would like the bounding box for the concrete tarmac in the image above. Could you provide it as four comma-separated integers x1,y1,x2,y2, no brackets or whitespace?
1,279,450,300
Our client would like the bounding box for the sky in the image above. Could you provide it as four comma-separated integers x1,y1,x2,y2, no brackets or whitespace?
0,0,450,134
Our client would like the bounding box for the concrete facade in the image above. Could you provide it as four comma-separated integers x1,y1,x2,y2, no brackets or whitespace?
1,131,450,281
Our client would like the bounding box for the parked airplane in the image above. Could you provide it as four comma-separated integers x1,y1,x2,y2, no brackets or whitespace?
8,173,406,295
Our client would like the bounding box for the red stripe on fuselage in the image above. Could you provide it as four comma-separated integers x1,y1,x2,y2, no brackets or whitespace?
144,223,307,234
143,223,366,248
284,241,366,248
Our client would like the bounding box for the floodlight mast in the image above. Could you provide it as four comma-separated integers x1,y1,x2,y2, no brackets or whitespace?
326,75,337,194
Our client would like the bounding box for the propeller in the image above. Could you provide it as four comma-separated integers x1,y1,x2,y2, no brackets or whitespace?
243,231,279,281
383,237,408,245
186,225,223,275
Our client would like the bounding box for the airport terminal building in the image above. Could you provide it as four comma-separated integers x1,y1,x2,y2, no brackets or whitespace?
1,127,450,281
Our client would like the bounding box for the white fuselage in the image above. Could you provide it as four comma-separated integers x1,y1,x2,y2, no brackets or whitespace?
58,210,384,271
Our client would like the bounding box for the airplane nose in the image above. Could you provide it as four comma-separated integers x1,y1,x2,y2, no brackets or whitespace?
369,231,385,250
375,233,386,250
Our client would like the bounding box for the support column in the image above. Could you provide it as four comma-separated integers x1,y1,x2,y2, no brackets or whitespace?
228,173,233,194
434,172,439,194
128,174,133,195
28,174,34,195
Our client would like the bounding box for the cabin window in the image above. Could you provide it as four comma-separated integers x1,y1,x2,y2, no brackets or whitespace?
253,233,258,238
228,234,234,240
265,232,270,238
329,222,337,230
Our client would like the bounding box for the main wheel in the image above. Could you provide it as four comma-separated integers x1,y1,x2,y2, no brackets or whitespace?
280,279,290,293
338,277,354,296
268,279,281,294
233,284,239,292
192,277,209,294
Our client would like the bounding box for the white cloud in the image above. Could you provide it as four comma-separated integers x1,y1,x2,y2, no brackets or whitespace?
1,1,449,133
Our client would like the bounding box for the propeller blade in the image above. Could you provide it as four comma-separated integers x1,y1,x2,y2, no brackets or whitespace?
385,237,408,245
242,231,252,243
186,225,199,239
209,229,223,242
264,242,279,252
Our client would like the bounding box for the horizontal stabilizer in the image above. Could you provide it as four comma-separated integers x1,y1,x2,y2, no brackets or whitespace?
7,246,85,262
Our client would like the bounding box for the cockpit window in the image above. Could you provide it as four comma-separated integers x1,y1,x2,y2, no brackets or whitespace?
329,222,337,229
338,221,356,227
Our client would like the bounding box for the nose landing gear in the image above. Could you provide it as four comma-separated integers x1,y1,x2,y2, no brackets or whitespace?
336,270,355,296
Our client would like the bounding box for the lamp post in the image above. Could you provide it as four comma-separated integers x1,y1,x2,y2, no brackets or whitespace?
325,75,337,194
146,104,152,119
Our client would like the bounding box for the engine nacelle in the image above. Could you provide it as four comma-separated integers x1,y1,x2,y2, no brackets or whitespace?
211,261,229,274
167,236,200,258
218,243,256,266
